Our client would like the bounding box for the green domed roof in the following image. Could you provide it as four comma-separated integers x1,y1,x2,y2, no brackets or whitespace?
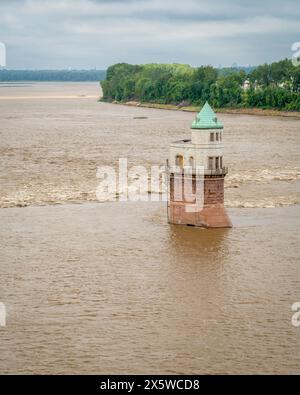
191,101,223,130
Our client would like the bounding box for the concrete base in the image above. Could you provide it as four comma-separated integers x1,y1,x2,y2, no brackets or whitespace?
168,173,232,229
168,203,232,229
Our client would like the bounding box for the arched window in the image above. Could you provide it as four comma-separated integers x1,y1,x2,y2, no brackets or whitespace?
189,156,195,168
175,154,184,167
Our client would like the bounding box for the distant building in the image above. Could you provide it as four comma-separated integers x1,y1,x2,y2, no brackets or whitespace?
243,79,250,90
167,102,232,228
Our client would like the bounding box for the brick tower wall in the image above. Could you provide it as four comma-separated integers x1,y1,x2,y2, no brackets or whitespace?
168,174,232,228
204,177,224,206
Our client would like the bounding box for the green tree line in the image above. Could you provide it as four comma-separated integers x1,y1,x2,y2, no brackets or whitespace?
101,60,300,111
0,69,106,82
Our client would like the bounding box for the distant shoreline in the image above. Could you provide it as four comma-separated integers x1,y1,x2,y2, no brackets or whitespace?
108,100,300,119
0,95,99,100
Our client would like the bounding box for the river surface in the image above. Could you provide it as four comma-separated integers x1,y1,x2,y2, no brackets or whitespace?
0,83,299,374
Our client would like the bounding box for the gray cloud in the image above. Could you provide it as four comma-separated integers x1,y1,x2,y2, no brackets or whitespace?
0,0,299,69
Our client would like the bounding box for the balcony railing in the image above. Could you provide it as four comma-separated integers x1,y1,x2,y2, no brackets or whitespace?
166,165,228,176
204,167,228,176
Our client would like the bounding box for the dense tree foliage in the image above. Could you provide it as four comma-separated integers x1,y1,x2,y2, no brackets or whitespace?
101,60,300,111
0,69,106,81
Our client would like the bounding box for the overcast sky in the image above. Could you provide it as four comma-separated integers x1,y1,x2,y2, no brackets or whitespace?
0,0,299,69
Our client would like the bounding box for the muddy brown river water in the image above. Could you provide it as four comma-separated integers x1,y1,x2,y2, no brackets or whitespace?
0,83,299,374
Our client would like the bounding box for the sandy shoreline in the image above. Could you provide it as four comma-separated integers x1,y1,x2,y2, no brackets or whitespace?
1,90,299,118
0,95,99,100
1,89,299,118
110,100,300,118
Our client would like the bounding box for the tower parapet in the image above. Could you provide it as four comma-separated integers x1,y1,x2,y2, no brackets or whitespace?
167,102,232,228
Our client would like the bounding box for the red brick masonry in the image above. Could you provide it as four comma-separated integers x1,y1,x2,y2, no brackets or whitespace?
168,174,232,228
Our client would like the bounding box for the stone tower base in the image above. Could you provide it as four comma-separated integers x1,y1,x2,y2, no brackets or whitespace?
168,202,232,228
168,174,232,229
